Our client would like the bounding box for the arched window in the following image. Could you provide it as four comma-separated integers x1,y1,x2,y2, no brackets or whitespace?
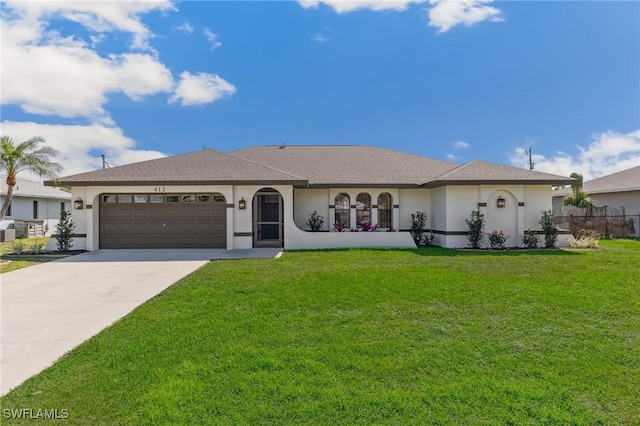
335,193,350,227
356,193,371,227
377,193,392,229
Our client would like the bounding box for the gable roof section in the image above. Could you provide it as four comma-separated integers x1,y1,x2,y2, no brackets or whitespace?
554,165,640,196
44,149,307,187
1,175,71,200
229,145,460,186
425,161,575,188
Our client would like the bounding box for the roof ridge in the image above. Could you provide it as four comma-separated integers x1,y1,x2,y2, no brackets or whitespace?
221,151,307,181
429,160,478,182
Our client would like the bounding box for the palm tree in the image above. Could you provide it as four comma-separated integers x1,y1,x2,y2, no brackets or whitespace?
563,172,593,209
1,136,63,219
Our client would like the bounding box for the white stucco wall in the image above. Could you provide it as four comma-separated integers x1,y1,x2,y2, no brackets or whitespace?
436,184,570,248
293,188,330,231
398,189,430,230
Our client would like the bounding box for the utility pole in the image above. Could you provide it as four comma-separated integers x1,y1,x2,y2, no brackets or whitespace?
525,146,535,170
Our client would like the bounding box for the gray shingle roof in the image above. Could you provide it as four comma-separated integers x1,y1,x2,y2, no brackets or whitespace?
45,149,307,186
554,165,640,196
1,175,71,200
45,145,576,188
426,161,576,187
229,145,460,186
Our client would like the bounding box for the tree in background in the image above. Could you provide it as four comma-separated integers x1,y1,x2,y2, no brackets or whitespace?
563,172,593,209
0,136,63,219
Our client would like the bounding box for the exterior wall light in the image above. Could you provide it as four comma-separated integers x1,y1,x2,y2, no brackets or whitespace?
74,198,84,210
496,196,506,208
238,198,246,210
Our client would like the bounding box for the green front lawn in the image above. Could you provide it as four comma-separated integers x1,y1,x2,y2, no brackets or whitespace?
0,258,55,274
2,240,639,424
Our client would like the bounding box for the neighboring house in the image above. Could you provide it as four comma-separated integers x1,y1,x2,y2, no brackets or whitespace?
1,175,72,238
45,146,574,251
553,165,640,214
552,165,640,237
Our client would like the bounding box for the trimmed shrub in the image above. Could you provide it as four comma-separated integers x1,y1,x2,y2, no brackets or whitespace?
306,211,325,232
465,209,485,249
539,209,558,248
521,229,538,249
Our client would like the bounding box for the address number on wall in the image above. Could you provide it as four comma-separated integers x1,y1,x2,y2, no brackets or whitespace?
153,186,166,193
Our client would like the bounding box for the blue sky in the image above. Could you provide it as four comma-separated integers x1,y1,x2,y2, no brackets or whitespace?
1,0,638,180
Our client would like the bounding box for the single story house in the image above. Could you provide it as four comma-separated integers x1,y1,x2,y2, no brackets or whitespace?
552,165,640,214
1,175,72,239
552,165,640,237
45,145,575,251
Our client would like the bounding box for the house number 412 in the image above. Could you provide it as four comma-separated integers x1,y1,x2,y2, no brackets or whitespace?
153,186,166,192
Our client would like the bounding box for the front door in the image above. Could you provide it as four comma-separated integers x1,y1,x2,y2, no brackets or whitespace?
253,191,283,247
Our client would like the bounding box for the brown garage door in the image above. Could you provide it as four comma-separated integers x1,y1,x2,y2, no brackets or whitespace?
100,193,227,249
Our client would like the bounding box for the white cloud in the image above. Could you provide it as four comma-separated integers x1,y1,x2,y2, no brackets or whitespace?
510,130,640,180
454,141,470,149
203,28,222,50
427,0,503,33
312,34,330,42
169,72,237,106
3,0,176,51
298,0,502,33
1,2,235,122
446,154,460,160
0,121,166,178
177,22,194,33
299,0,424,13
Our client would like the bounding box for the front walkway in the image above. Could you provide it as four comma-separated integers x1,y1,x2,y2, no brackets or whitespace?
0,248,282,395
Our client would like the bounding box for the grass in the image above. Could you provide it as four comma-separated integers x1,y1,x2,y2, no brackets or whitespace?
0,258,56,274
1,240,639,425
0,237,50,255
0,237,54,273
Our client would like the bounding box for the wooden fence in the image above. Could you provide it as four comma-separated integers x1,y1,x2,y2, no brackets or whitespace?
553,206,638,238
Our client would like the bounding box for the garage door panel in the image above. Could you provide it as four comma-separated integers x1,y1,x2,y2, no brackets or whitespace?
100,194,227,249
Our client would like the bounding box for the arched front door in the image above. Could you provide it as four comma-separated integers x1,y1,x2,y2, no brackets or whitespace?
253,189,284,248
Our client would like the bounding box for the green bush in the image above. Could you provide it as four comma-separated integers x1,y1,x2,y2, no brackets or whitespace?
30,241,45,254
465,209,485,249
306,211,325,232
56,210,76,253
539,210,558,248
12,240,25,254
521,229,538,249
410,211,428,246
487,230,509,250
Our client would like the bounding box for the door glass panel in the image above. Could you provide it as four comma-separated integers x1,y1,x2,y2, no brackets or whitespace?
103,195,116,203
182,195,196,203
134,194,148,203
118,195,132,203
150,194,163,203
259,224,279,240
166,195,179,203
260,195,280,222
197,195,211,203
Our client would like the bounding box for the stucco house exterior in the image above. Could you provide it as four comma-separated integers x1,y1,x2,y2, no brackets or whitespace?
45,145,574,251
552,165,640,237
552,165,640,215
1,175,72,239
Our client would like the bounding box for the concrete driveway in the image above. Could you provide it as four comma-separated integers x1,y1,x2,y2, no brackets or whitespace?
1,248,281,395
